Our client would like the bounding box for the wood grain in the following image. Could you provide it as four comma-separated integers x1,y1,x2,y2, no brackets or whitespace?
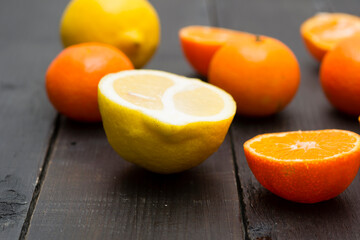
26,118,243,240
0,0,65,239
215,0,360,239
25,0,244,239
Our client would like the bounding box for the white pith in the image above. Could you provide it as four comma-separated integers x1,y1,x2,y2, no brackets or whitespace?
245,130,360,162
98,69,236,125
290,141,318,151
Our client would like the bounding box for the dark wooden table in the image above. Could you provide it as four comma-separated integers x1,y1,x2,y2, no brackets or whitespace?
1,0,360,239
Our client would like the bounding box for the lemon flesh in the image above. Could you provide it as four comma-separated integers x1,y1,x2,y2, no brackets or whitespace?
98,70,236,174
60,0,160,68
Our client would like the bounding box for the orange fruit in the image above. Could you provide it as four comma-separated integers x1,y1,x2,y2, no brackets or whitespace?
320,35,360,115
179,26,251,76
46,42,134,122
209,35,300,117
300,12,360,61
244,129,360,203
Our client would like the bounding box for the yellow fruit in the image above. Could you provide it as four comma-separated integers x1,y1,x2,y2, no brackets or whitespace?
98,70,236,173
60,0,160,68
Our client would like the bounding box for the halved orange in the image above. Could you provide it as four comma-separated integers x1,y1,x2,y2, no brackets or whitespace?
301,13,360,61
179,26,251,76
244,129,360,203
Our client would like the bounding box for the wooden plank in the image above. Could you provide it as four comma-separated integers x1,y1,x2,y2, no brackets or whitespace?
0,0,65,239
325,0,360,15
26,119,242,240
25,0,245,239
215,0,360,239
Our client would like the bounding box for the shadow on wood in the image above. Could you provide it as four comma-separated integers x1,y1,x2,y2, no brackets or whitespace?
244,185,354,239
110,164,222,202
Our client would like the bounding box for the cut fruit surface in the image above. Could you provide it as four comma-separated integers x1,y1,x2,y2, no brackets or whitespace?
250,130,358,160
113,74,173,110
244,129,360,203
98,70,236,173
179,26,251,76
301,13,360,61
173,86,224,117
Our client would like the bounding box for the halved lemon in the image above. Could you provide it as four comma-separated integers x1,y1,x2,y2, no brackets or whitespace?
98,70,236,173
301,12,360,61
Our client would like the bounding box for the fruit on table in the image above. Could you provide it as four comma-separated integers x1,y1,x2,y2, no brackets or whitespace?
98,70,236,174
244,129,360,203
300,12,360,61
320,35,360,115
209,35,300,117
60,0,160,68
46,42,134,122
179,26,251,76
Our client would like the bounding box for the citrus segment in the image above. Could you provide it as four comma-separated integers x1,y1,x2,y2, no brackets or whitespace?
249,130,358,160
173,87,224,117
301,13,360,61
179,26,251,76
113,74,174,110
244,130,360,203
98,70,236,173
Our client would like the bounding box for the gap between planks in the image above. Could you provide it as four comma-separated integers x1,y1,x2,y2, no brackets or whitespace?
204,0,219,27
230,130,251,240
204,0,250,239
19,115,61,240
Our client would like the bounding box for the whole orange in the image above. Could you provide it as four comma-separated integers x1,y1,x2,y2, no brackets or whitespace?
209,35,300,117
46,42,134,122
320,35,360,115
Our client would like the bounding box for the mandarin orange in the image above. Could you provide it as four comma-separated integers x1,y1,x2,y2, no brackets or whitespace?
320,35,360,115
244,129,360,203
46,42,134,122
209,35,300,117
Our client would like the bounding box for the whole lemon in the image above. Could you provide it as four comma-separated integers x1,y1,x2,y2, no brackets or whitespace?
60,0,160,68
